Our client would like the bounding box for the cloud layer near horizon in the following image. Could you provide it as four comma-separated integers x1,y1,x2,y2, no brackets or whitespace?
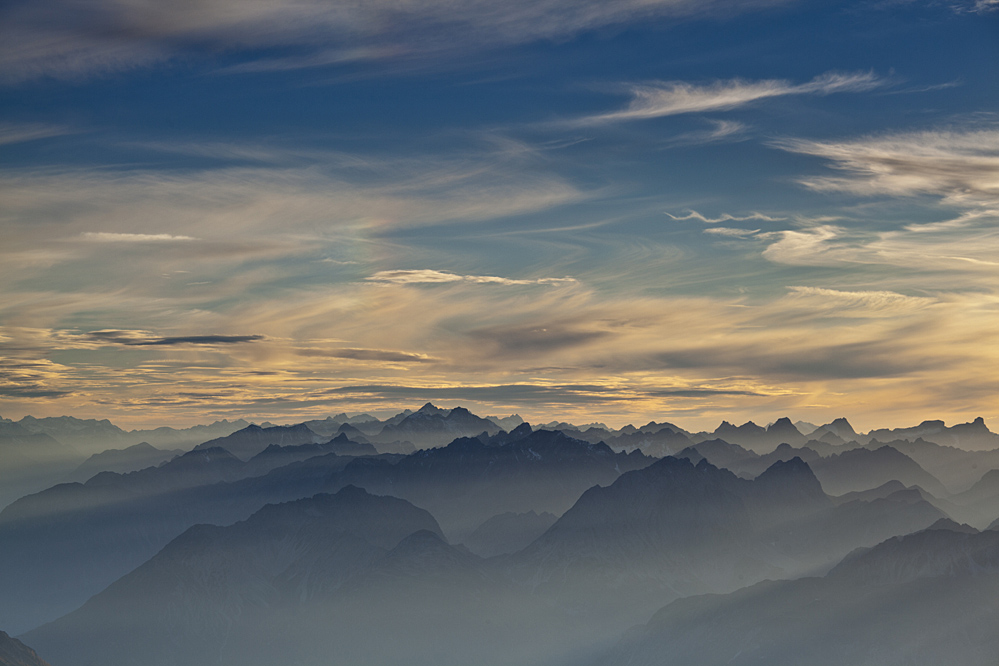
1,0,995,431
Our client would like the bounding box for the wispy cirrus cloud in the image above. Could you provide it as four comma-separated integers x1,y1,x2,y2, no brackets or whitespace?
0,0,794,83
703,227,761,237
0,122,72,146
295,347,437,363
774,127,999,206
573,71,882,126
668,209,784,224
366,269,577,286
80,232,198,243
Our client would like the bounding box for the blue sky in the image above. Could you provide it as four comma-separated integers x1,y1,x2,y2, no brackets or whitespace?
1,0,997,430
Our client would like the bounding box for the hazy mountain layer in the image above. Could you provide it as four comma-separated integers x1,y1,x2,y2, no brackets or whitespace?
599,526,999,666
326,426,653,540
0,444,383,634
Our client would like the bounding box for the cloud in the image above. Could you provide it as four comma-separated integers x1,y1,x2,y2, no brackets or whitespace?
81,232,198,242
316,382,769,405
0,0,793,83
467,322,609,355
0,122,71,146
366,269,577,286
774,127,999,206
661,119,749,147
0,358,75,399
296,348,437,363
574,71,882,125
760,225,846,265
757,210,999,277
667,210,784,224
703,227,761,237
87,330,264,346
781,286,935,318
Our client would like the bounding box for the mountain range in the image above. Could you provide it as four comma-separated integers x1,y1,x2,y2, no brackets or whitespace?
2,405,999,665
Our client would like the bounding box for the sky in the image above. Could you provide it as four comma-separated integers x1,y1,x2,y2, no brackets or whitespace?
0,0,997,431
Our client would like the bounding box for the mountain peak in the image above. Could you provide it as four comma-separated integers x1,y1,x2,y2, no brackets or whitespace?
509,422,533,438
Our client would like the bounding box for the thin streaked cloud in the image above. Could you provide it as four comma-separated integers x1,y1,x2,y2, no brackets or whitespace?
366,269,577,286
573,72,882,126
80,232,198,243
774,127,999,206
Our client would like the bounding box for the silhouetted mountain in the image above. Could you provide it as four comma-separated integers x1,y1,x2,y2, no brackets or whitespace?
864,437,999,494
328,427,652,540
676,438,758,473
709,420,768,450
334,422,371,442
939,468,999,529
690,418,805,452
0,423,82,509
831,479,908,505
194,423,323,461
463,510,557,558
766,417,807,446
485,414,525,431
65,442,182,483
241,434,378,477
810,445,948,497
128,419,249,450
373,403,500,449
678,440,821,478
26,486,444,666
509,453,944,648
14,416,128,454
605,427,693,457
862,417,999,450
811,417,858,441
11,416,249,455
0,444,388,634
793,420,819,435
599,525,999,666
299,414,377,437
0,631,51,666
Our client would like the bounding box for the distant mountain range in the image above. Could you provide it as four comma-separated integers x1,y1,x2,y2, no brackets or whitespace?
3,405,999,665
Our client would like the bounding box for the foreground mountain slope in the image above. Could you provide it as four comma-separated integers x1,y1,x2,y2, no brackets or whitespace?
598,525,999,666
25,486,443,666
0,445,379,634
0,632,51,666
507,455,944,642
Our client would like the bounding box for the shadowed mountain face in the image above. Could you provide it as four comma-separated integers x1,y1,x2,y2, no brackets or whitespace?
0,422,82,510
862,417,999,451
0,443,384,634
5,407,997,666
371,403,501,449
868,438,999,494
599,526,999,666
0,631,51,666
25,487,446,666
809,445,948,497
194,423,325,461
65,442,182,483
507,455,943,633
327,427,653,541
11,416,249,455
22,455,949,666
463,510,558,558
